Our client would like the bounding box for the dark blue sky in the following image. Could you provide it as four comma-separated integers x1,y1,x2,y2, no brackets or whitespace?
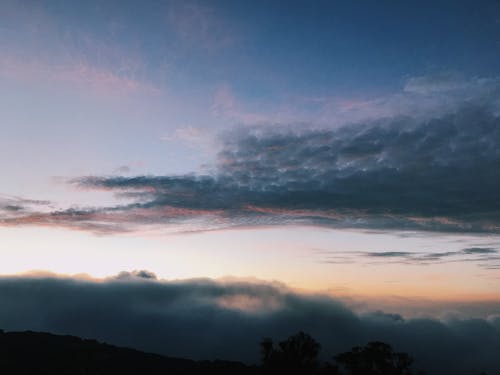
21,0,500,99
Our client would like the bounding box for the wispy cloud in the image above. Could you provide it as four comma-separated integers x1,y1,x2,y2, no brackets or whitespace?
0,55,160,97
311,75,500,126
462,247,498,255
317,248,500,270
161,126,219,154
403,72,473,94
0,195,52,215
0,1,160,97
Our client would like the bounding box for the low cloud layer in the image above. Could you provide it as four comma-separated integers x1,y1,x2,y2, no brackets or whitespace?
1,77,499,235
0,273,498,375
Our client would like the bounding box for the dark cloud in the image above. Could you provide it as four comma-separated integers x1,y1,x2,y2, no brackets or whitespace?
71,105,500,234
0,195,51,214
365,252,412,258
2,205,23,212
114,270,158,280
462,247,497,254
1,81,500,235
0,274,499,375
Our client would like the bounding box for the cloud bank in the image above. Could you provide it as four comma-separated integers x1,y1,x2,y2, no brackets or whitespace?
0,273,498,375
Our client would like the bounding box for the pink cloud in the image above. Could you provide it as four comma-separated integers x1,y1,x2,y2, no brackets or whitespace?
0,204,228,235
0,2,160,98
0,55,160,97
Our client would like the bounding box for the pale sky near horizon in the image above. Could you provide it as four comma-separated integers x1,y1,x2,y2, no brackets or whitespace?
1,0,500,309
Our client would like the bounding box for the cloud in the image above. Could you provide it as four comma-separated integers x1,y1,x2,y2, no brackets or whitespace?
462,247,497,255
161,126,218,154
114,270,158,280
0,56,160,97
77,102,500,234
0,273,499,375
366,252,413,258
403,72,471,94
318,248,500,269
1,76,499,236
0,195,52,215
313,75,500,126
0,2,159,98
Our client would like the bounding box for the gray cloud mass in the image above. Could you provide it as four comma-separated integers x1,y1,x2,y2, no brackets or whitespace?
74,104,500,233
1,78,499,235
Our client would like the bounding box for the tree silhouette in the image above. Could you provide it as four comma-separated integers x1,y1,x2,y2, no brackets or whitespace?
260,331,323,374
334,341,414,375
259,333,425,375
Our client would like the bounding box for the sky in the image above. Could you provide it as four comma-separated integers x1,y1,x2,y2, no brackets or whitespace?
1,1,500,372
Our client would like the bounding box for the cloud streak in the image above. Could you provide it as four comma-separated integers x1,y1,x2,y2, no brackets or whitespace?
0,273,499,375
0,195,52,216
316,247,500,270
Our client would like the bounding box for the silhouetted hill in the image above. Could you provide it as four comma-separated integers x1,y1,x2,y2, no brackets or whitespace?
0,329,258,375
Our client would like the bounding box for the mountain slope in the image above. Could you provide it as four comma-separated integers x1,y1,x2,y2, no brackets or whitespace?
0,329,257,374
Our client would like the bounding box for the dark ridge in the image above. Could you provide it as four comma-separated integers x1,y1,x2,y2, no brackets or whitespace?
0,329,257,375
